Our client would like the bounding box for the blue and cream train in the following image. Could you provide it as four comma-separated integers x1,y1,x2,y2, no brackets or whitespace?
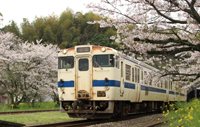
58,45,187,118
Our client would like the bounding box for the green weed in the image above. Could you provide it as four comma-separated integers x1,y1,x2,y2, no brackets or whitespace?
0,112,82,125
160,99,200,127
0,102,59,112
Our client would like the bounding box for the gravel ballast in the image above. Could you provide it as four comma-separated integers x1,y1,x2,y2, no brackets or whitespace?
88,114,164,127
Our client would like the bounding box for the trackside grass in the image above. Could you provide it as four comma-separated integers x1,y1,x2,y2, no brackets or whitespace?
0,102,59,112
0,111,82,125
159,99,200,127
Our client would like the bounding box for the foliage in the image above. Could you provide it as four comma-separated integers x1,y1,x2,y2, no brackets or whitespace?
89,32,110,46
1,9,117,50
1,20,20,37
161,99,200,127
87,0,200,89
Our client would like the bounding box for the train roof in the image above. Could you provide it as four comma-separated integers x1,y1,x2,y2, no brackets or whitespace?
58,45,160,73
58,45,118,54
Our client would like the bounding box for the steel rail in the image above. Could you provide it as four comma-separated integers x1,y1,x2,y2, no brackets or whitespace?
0,109,59,115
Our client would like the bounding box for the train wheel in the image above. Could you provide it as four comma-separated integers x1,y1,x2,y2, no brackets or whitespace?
124,103,129,116
113,102,119,117
116,101,123,118
147,102,152,112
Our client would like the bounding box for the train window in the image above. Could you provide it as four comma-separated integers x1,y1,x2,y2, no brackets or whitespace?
58,56,74,69
168,81,170,90
121,62,123,77
132,68,134,82
79,59,88,71
126,65,131,81
161,80,163,88
165,80,168,89
135,68,137,83
157,81,160,87
93,54,114,67
115,56,119,69
170,81,173,90
149,80,152,85
144,71,147,84
138,68,140,83
141,71,143,81
152,79,156,87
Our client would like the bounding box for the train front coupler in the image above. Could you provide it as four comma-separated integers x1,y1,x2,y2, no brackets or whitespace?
71,100,100,118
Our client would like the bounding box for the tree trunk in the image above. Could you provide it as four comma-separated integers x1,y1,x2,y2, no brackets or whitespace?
10,95,18,109
56,96,60,107
31,99,35,108
54,94,60,107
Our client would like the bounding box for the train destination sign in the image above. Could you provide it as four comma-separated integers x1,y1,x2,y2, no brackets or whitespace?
77,47,90,53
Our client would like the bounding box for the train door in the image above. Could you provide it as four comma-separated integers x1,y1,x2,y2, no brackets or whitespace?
120,61,124,96
135,67,141,101
75,55,92,99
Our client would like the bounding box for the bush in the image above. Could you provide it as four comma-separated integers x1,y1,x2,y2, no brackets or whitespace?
161,99,200,127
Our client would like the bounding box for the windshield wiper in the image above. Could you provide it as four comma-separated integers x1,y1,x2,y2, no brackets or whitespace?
95,61,103,70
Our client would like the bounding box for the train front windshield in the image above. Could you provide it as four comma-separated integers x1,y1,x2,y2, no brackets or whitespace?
58,56,74,69
93,54,114,67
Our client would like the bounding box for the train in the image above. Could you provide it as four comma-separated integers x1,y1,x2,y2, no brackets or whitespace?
58,45,187,119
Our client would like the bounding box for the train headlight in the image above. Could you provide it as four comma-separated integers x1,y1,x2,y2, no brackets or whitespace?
101,47,106,52
97,91,106,97
62,49,68,54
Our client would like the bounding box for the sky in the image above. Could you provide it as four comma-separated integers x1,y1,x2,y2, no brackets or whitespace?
0,0,99,28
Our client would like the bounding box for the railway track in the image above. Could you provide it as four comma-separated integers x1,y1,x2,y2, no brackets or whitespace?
0,109,59,115
146,121,164,127
0,120,26,127
26,112,160,127
146,120,170,127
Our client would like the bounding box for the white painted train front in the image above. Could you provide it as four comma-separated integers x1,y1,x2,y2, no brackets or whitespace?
58,45,187,118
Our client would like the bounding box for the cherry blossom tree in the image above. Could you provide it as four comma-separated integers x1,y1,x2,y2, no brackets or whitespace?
0,32,59,107
87,0,200,89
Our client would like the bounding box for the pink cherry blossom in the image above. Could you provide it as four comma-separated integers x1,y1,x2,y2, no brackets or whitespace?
0,32,59,105
87,0,200,90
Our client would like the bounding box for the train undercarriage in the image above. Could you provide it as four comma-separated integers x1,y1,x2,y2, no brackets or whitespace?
61,100,167,119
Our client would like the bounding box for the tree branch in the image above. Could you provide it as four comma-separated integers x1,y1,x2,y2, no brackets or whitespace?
146,0,187,24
